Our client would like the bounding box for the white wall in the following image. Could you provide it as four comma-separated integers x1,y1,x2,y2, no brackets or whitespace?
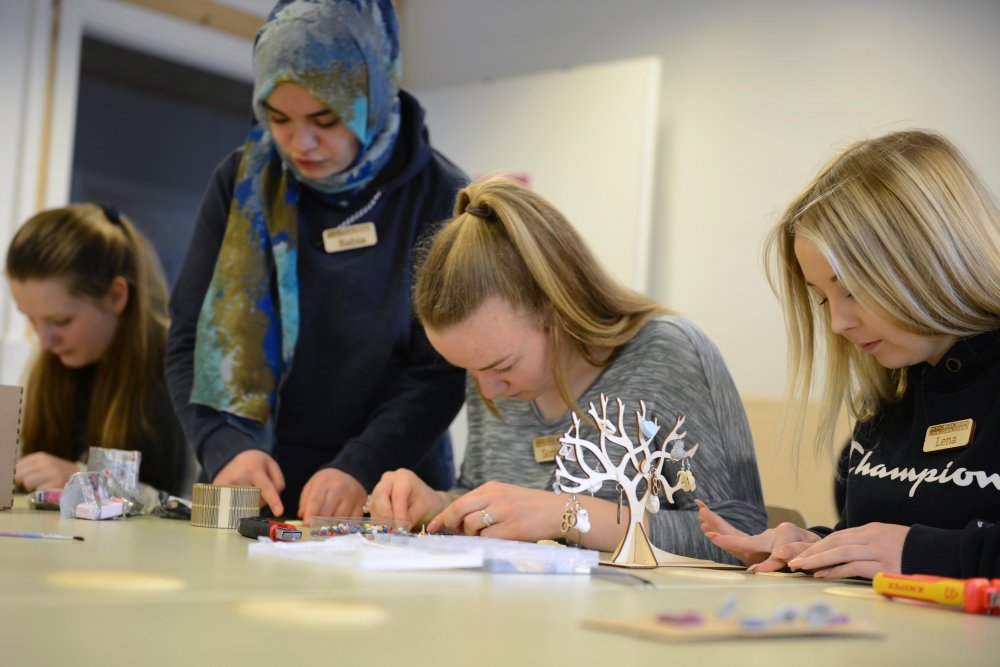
416,57,661,294
0,0,50,385
400,0,1000,402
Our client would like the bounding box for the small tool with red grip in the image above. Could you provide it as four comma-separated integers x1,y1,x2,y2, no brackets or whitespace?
873,572,1000,614
237,516,302,541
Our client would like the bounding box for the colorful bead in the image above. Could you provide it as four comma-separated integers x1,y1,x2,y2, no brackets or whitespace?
309,519,410,538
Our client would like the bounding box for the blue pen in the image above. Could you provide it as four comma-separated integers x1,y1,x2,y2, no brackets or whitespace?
0,530,84,541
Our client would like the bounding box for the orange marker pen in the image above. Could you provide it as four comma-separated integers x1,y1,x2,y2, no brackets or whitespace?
873,572,1000,614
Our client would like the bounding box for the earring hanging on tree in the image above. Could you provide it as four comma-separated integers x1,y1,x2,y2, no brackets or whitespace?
646,474,661,513
676,458,696,492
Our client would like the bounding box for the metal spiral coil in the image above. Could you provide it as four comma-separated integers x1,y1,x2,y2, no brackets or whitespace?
190,483,261,529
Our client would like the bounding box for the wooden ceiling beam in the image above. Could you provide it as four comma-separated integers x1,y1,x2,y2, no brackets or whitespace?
117,0,264,40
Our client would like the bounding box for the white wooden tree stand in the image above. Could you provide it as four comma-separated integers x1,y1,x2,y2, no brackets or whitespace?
555,394,698,569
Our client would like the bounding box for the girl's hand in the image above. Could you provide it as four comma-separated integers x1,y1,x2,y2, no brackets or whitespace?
697,499,820,572
427,481,564,541
15,452,81,491
787,522,909,579
368,469,447,530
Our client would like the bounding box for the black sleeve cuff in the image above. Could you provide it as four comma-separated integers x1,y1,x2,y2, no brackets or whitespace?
901,524,963,577
199,424,259,481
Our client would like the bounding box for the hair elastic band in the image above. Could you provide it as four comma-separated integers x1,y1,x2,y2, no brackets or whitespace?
464,204,496,220
99,204,122,226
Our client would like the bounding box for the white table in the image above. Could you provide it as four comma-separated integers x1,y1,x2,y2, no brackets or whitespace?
2,496,997,666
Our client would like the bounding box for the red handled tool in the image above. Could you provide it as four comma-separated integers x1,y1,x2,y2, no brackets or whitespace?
873,572,1000,614
237,516,302,541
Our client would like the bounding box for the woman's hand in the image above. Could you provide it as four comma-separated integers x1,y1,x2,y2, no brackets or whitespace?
15,452,81,491
787,523,910,579
214,450,286,517
427,481,564,541
697,499,820,572
365,469,446,530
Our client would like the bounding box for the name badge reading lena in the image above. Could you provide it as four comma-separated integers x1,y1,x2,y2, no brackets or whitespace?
923,418,975,453
532,435,563,463
322,222,378,253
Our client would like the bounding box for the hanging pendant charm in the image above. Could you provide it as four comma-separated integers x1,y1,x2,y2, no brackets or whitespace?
576,507,591,533
650,475,662,496
558,443,577,462
645,492,660,514
561,505,577,533
645,474,661,513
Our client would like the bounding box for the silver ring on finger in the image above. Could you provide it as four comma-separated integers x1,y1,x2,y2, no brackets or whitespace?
481,508,494,528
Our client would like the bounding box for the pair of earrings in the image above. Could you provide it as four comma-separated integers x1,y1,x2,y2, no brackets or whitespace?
561,494,591,534
677,458,696,492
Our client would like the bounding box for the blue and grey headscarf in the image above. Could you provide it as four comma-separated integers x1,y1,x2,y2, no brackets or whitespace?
191,0,402,434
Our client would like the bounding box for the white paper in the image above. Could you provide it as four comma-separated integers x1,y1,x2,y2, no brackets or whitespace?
248,533,600,574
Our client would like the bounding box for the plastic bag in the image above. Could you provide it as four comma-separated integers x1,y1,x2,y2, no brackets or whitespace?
87,447,140,497
59,470,130,520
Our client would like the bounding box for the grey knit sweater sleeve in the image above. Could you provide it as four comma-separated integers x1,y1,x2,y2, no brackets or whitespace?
457,316,766,563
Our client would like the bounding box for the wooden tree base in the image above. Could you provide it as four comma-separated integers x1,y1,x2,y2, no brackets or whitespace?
604,521,658,568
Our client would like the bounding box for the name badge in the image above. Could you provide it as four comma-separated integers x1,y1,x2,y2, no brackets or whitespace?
322,222,378,253
532,435,563,463
923,418,975,453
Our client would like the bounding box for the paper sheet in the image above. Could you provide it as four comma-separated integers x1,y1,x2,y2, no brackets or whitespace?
249,534,485,571
248,533,600,573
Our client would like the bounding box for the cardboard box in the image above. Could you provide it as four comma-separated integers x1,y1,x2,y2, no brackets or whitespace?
0,385,23,510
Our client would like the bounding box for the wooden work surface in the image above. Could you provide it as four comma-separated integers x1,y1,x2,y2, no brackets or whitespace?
2,496,998,666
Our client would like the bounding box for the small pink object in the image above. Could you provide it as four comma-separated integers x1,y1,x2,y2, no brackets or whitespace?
75,499,124,520
656,611,704,626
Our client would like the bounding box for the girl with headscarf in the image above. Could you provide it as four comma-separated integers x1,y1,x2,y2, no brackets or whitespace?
166,0,466,519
